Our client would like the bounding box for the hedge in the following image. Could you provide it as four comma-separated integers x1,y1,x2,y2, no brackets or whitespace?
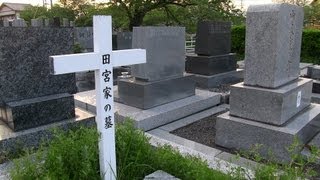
231,26,320,64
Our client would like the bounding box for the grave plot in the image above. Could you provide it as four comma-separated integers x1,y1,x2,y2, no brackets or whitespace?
151,3,320,167
75,26,222,131
185,21,243,89
0,17,96,169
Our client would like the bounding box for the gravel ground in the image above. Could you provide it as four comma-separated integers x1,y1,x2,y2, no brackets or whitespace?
171,112,229,152
171,114,320,178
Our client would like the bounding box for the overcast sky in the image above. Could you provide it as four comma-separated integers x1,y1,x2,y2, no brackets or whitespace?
0,0,274,9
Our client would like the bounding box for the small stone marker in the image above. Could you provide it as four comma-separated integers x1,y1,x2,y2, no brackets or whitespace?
50,16,146,180
244,4,304,88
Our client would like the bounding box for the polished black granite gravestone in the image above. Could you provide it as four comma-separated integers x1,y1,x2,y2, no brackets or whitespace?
195,21,231,56
185,21,241,88
0,27,77,131
186,54,237,76
117,27,195,109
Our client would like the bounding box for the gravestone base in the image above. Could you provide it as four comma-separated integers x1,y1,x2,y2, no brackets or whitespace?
0,108,95,157
312,80,320,93
307,66,320,79
0,93,75,131
187,69,243,89
117,75,195,109
215,104,320,162
74,89,221,131
185,53,237,76
230,78,312,126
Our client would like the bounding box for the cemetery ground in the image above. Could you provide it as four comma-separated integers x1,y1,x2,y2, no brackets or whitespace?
1,119,320,179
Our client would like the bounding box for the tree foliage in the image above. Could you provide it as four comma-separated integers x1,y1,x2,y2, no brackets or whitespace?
20,5,75,23
108,0,244,31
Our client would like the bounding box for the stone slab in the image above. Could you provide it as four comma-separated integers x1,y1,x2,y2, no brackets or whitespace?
144,170,180,180
1,93,75,131
117,32,132,50
0,27,77,105
159,104,229,132
307,65,320,79
244,4,304,88
195,21,231,56
74,88,221,131
187,69,243,89
215,104,320,162
185,53,237,76
312,80,320,93
311,93,320,104
117,75,195,109
0,108,95,156
230,78,312,125
131,27,185,81
149,129,222,157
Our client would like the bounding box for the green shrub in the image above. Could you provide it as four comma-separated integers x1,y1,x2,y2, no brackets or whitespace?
231,25,246,61
10,121,230,180
231,26,320,64
301,29,320,64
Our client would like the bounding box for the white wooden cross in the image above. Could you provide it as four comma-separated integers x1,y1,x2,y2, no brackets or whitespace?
49,16,146,180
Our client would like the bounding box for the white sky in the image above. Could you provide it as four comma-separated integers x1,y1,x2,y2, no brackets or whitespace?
0,0,274,8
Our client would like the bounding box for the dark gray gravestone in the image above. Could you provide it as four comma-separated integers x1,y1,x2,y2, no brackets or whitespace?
118,26,195,109
0,27,77,131
195,21,231,56
185,21,241,88
74,27,93,52
130,27,185,81
117,32,132,50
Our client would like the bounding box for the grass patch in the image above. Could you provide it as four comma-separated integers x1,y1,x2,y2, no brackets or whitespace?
10,120,230,179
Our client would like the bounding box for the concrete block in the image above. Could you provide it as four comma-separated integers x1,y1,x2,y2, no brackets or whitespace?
215,104,320,162
307,65,320,79
230,78,312,125
117,75,195,109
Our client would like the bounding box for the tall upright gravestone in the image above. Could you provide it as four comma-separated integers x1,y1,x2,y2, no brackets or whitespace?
215,4,320,162
0,25,77,131
185,21,242,88
117,27,195,109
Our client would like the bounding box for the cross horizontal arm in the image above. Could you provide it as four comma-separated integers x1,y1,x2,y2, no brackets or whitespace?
50,53,101,75
112,49,146,67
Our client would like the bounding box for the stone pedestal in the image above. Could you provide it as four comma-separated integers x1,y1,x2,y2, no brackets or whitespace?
187,69,243,89
230,78,312,126
1,94,75,131
214,3,318,163
117,75,195,109
0,27,77,131
185,21,240,88
185,54,237,76
312,80,320,94
216,104,320,162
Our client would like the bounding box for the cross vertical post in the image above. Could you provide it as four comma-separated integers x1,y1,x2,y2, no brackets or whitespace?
49,15,146,180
